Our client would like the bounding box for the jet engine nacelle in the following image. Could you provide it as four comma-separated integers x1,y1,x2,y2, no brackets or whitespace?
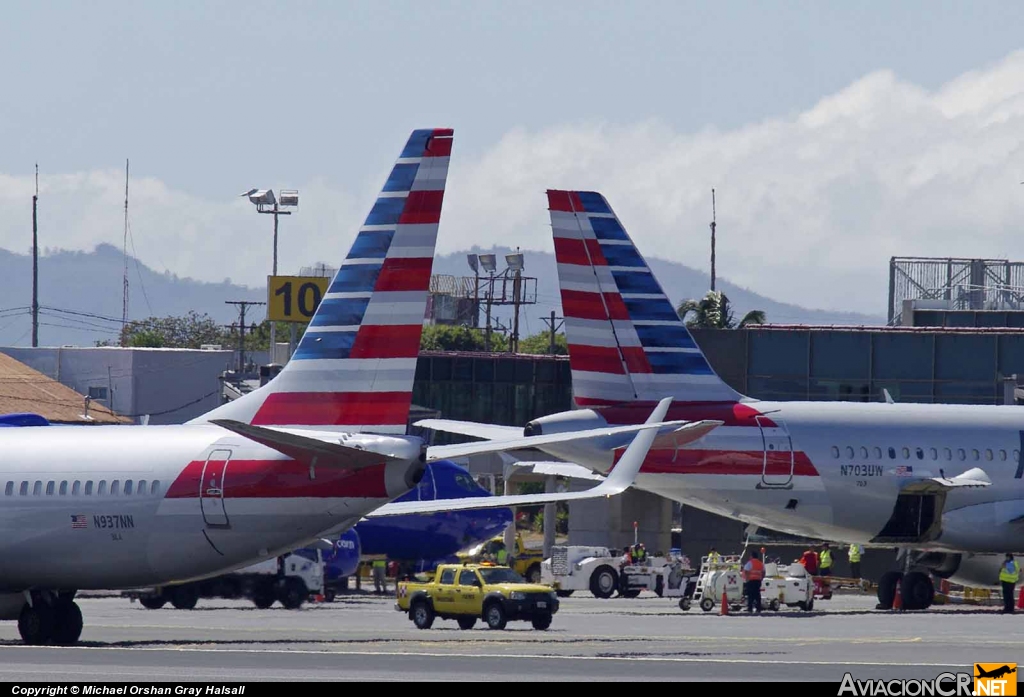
525,409,617,469
339,433,426,498
913,551,1005,590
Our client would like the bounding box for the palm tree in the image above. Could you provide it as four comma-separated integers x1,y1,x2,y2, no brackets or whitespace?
676,291,766,329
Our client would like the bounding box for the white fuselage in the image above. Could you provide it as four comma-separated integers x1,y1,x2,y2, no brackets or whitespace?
0,424,421,593
530,400,1024,554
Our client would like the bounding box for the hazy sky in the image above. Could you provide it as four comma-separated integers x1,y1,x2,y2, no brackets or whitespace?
3,1,1024,316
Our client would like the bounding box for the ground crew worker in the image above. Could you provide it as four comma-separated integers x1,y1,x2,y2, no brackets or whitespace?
818,543,833,577
636,543,647,564
742,551,765,613
848,543,863,579
372,558,387,595
799,547,819,575
708,547,721,566
495,544,509,566
999,553,1020,613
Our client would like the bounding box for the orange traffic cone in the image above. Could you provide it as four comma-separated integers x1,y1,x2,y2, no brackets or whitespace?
720,590,729,615
1016,587,1024,610
892,583,903,612
940,579,950,595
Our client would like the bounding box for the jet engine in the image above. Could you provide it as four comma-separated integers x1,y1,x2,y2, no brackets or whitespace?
912,551,1005,590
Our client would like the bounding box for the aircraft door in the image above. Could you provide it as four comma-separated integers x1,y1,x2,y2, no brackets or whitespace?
755,416,794,489
200,449,232,528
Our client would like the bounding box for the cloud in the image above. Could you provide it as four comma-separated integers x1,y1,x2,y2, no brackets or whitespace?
4,50,1024,316
440,50,1024,315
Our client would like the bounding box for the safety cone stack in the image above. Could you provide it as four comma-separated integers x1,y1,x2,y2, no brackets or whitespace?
1016,587,1024,610
892,583,903,612
720,590,729,615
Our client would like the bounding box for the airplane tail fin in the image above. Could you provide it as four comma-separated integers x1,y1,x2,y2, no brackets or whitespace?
191,128,454,433
548,189,746,407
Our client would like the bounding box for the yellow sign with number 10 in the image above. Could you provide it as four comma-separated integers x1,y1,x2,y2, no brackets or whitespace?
267,276,330,322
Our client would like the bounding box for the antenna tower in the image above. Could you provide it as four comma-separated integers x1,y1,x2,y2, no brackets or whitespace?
710,188,717,292
121,160,129,345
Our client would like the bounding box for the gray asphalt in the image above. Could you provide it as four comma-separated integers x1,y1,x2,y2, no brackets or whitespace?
0,592,1020,681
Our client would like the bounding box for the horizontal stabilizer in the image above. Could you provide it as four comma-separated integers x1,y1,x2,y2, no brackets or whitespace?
413,419,522,441
364,397,672,516
211,419,404,468
898,467,992,494
426,419,702,461
506,461,605,481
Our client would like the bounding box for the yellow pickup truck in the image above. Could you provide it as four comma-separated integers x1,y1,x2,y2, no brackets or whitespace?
395,562,558,630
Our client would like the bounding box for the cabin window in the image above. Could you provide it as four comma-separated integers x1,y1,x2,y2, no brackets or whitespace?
845,446,854,459
124,480,133,496
72,481,81,495
138,480,147,495
860,446,869,459
957,449,966,461
901,447,910,459
84,481,93,495
111,480,120,496
33,481,42,496
874,447,882,459
439,569,456,585
985,449,993,461
458,570,478,586
831,446,839,458
97,481,107,496
915,448,924,460
151,480,160,496
971,449,980,461
999,450,1007,461
4,482,12,496
45,481,55,496
888,447,896,459
59,481,67,496
20,482,28,496
943,448,952,460
929,448,937,460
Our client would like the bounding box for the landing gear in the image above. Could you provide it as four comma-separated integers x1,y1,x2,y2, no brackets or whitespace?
17,592,84,645
877,571,901,609
900,571,934,610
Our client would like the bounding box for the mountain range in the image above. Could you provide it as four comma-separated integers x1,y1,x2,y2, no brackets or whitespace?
0,243,885,348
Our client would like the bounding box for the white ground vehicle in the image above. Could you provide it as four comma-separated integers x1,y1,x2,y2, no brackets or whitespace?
759,560,815,611
622,553,698,606
687,554,816,612
541,545,629,598
126,549,325,610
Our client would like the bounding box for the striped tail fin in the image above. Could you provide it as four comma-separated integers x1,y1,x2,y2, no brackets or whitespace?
192,128,454,433
548,189,745,407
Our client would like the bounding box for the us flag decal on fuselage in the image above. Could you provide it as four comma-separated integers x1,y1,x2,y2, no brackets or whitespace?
70,514,87,529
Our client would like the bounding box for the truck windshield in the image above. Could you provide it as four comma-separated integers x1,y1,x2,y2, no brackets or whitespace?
479,568,526,584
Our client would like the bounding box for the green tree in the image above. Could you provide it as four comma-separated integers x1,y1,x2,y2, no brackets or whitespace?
518,330,568,355
104,311,229,348
676,291,766,329
419,324,508,352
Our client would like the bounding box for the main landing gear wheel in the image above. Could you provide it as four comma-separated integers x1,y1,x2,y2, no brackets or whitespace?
876,571,902,610
139,595,166,610
900,571,934,611
52,601,83,645
18,603,55,646
170,585,198,610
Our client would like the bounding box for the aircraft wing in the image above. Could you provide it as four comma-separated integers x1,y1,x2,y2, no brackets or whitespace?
414,419,523,440
210,419,407,468
363,397,673,517
897,466,992,494
425,419,720,461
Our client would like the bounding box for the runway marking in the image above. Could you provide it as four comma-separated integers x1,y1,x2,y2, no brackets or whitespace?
0,644,976,667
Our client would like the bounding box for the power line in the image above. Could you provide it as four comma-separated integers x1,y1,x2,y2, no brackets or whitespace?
540,310,564,355
225,300,265,373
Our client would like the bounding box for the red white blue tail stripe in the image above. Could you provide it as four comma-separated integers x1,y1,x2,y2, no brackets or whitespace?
548,189,744,407
192,128,453,433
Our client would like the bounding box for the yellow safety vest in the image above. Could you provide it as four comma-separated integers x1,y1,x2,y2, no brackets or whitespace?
496,549,508,564
372,560,386,569
999,561,1020,584
848,545,861,563
819,550,832,568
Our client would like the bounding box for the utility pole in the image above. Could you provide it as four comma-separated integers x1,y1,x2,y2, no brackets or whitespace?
270,201,279,359
541,310,564,354
120,160,130,345
709,188,717,292
31,164,38,348
511,268,522,353
225,300,265,374
484,276,494,351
